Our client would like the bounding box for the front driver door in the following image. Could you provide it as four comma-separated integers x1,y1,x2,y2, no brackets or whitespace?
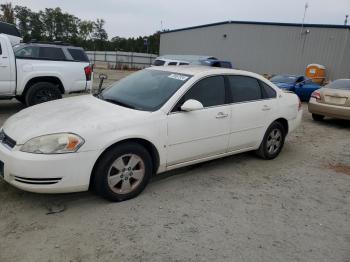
166,76,231,166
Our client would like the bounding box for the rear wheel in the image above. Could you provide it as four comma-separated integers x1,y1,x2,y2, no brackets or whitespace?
256,122,286,160
25,82,62,106
312,113,325,121
93,142,152,202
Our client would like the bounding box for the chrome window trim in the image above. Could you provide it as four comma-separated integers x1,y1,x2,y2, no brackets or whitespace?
167,74,278,115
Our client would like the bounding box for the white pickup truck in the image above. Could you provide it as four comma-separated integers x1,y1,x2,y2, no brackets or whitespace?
0,34,92,106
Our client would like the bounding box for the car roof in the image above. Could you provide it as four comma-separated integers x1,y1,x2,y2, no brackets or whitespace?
148,65,264,79
157,55,217,63
17,42,83,49
155,58,190,63
273,74,298,77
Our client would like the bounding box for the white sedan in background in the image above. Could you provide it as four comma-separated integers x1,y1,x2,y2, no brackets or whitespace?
0,66,302,201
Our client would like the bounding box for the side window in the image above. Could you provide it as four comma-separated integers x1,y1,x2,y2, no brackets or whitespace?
15,46,40,59
68,48,89,62
153,60,165,66
179,62,189,65
228,76,262,103
173,76,226,111
0,42,2,55
39,47,66,60
260,81,277,99
168,62,177,66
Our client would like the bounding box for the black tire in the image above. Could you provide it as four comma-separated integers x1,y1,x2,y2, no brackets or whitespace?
256,121,286,160
312,113,325,121
15,95,25,104
25,82,62,106
93,142,153,202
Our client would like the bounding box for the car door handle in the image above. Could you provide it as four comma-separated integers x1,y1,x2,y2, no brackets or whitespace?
216,112,229,119
262,105,271,111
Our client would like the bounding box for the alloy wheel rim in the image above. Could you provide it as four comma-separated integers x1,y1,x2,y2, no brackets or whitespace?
35,90,54,103
267,129,282,154
107,154,145,194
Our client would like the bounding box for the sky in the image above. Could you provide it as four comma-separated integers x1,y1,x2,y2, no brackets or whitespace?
9,0,350,38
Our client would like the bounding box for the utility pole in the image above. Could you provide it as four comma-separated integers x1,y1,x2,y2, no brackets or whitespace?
300,2,309,35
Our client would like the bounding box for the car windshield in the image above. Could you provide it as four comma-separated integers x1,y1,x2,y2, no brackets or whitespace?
100,69,192,111
325,79,350,90
270,75,297,84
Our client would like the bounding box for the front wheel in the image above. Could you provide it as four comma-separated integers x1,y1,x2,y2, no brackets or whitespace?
256,122,286,160
93,142,152,202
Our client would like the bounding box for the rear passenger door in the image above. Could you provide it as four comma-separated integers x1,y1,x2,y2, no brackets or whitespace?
227,75,278,151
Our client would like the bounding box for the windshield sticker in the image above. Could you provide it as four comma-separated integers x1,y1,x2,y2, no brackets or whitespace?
168,74,189,81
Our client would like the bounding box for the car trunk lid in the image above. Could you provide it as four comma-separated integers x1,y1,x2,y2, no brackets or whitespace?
319,88,350,107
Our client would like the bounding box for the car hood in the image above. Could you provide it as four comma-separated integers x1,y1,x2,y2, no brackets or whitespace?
3,95,150,145
272,82,294,89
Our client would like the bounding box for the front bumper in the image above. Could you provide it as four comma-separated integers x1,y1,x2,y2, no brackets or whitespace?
308,98,350,120
0,143,99,194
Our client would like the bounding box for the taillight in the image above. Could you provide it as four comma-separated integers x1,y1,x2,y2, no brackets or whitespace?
84,66,92,81
311,91,321,100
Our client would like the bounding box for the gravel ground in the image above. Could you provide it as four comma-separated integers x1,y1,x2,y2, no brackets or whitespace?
0,72,349,262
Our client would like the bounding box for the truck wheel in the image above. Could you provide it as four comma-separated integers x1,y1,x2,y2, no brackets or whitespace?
25,82,62,106
256,121,286,160
15,96,25,104
93,142,153,202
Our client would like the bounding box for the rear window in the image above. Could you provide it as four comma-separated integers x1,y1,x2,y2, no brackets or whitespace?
228,76,262,103
39,47,66,60
326,79,350,90
68,48,89,62
153,59,165,66
260,81,277,99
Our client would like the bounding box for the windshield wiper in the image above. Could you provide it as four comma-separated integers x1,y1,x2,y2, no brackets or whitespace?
103,98,136,109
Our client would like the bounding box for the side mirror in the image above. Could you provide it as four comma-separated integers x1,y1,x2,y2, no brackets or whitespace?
180,99,204,112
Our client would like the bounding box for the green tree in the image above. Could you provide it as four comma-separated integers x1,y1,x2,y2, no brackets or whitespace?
79,20,94,41
29,11,44,41
0,3,15,24
42,8,55,40
14,6,31,40
93,18,108,50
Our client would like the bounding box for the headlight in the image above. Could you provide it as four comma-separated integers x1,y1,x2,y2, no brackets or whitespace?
20,133,85,154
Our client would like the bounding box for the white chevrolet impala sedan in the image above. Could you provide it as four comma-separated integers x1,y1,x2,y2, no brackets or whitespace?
0,66,302,201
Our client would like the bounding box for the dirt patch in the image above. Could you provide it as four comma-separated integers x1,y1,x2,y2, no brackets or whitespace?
328,163,350,176
0,93,350,262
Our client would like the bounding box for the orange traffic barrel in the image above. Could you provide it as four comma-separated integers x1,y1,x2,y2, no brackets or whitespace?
306,64,326,85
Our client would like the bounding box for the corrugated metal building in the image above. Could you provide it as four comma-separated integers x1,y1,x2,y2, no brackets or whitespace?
160,21,350,80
